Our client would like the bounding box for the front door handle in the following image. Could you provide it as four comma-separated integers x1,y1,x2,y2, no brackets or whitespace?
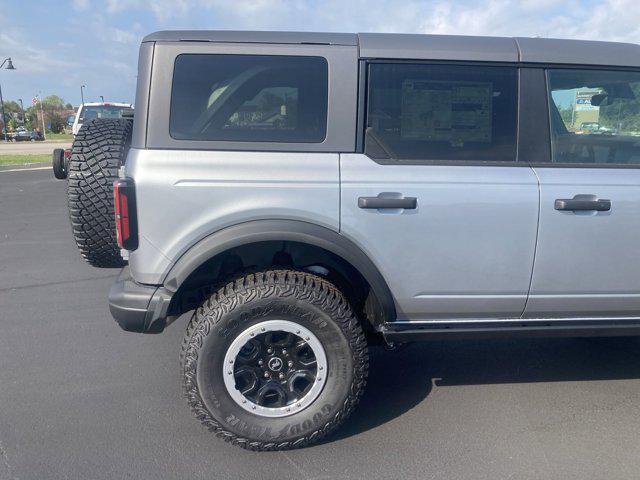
358,196,417,210
555,194,611,212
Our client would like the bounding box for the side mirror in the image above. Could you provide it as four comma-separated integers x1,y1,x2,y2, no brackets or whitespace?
591,93,608,107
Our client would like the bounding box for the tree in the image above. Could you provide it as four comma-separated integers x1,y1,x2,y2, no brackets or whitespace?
41,95,65,109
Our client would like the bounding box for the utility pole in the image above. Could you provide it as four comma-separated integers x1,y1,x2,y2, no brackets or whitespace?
18,98,25,125
36,93,46,141
0,82,6,141
0,57,16,141
81,85,86,105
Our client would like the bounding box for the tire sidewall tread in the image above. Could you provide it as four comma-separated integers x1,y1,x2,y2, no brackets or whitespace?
181,269,369,451
67,118,132,268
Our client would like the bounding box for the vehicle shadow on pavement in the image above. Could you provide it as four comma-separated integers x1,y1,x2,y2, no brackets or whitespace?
330,336,640,442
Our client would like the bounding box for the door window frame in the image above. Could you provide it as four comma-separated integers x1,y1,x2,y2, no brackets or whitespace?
358,59,526,166
358,60,640,169
534,64,640,169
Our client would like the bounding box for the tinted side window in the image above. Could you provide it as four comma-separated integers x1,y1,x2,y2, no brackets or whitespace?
547,69,640,165
365,63,518,162
170,54,328,143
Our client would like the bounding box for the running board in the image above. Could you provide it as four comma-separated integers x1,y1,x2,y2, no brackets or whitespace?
382,318,640,342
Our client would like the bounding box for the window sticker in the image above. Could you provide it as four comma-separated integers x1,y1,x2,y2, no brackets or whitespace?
401,80,493,145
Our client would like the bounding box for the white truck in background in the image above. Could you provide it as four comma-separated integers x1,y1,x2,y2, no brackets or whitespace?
72,102,133,136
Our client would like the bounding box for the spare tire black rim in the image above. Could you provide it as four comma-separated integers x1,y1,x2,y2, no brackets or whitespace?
222,320,327,418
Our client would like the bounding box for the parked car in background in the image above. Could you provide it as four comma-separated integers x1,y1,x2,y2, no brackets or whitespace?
577,122,617,135
71,102,133,136
11,127,44,142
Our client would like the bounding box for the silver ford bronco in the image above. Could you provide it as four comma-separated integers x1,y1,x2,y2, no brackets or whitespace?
61,31,640,450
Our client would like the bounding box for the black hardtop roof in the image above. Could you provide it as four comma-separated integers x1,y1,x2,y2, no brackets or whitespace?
143,30,640,68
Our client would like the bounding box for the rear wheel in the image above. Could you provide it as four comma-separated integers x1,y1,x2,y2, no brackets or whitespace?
181,269,369,450
67,119,132,268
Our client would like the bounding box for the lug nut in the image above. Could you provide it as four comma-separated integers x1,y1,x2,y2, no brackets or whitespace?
282,349,287,355
287,361,293,367
258,359,264,366
278,372,285,379
267,348,273,354
264,372,270,378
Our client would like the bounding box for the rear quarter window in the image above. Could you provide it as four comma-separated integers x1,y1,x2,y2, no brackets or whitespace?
170,54,328,143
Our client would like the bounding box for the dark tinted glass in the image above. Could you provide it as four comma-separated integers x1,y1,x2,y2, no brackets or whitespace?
80,105,133,121
365,63,518,162
548,69,640,165
170,54,328,143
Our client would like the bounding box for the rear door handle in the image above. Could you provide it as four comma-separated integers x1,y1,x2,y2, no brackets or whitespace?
555,195,611,212
358,196,417,210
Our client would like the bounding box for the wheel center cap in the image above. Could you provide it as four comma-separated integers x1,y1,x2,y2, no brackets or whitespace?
268,357,283,372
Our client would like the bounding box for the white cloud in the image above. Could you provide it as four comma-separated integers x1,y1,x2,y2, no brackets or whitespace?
98,0,640,43
72,0,90,11
0,30,77,75
112,28,139,45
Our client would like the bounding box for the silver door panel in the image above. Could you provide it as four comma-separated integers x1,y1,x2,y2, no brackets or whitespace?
340,154,539,320
526,167,640,317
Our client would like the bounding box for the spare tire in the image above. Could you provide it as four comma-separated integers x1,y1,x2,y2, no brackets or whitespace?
67,118,132,268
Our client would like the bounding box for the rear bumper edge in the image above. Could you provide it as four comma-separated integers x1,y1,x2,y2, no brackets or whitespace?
108,267,172,333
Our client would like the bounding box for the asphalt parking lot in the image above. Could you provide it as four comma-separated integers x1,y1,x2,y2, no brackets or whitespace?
2,168,640,480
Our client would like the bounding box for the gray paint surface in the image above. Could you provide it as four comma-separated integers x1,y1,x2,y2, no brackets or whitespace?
340,154,539,319
358,33,519,62
130,41,154,149
3,170,640,480
140,30,640,67
143,30,358,45
125,148,340,285
526,167,640,317
515,36,640,68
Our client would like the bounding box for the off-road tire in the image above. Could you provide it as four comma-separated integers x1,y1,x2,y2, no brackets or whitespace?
67,119,132,268
181,269,369,450
52,148,66,179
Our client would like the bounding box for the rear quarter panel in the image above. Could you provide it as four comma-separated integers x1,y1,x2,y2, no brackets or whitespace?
125,148,340,284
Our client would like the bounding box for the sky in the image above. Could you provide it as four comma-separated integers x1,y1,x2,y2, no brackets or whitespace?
1,0,639,107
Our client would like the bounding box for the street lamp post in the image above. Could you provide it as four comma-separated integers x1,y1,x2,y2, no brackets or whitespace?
18,98,25,125
0,57,16,142
80,85,86,105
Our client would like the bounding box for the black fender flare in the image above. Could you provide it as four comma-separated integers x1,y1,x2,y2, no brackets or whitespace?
162,220,396,323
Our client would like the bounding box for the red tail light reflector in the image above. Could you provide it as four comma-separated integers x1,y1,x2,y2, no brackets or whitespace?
113,178,138,251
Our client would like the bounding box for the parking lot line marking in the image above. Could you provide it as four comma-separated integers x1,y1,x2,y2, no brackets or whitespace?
0,166,51,173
